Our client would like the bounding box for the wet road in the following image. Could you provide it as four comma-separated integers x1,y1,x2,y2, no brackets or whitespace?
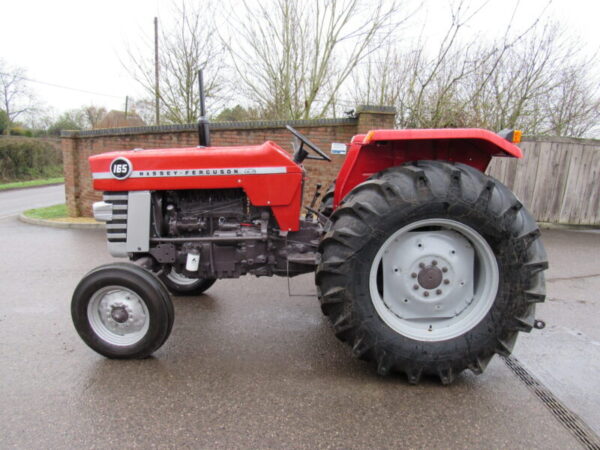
0,186,598,448
513,230,600,436
0,183,64,219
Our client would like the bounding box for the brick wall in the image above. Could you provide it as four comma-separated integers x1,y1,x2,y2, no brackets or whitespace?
62,106,396,217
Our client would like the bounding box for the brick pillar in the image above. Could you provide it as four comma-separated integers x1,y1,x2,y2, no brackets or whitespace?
355,105,396,134
61,133,80,217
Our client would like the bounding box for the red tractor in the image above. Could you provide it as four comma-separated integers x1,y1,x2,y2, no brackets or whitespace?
71,85,546,384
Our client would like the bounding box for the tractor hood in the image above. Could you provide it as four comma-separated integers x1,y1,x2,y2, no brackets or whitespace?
89,141,302,191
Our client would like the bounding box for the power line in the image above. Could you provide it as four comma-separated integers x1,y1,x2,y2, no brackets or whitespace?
0,71,124,99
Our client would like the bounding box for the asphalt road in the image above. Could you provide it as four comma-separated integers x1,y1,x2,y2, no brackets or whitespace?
0,185,599,448
0,183,65,219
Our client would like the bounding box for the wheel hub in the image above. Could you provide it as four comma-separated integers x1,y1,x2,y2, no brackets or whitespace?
417,265,443,290
380,230,475,321
110,306,129,323
87,286,149,346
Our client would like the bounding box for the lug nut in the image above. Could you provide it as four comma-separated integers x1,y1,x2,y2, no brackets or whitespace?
443,279,450,285
436,289,442,295
423,291,430,297
413,284,419,290
432,260,438,265
419,262,425,269
442,267,448,273
411,272,417,278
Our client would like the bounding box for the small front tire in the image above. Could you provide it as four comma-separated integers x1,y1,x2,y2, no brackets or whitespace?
71,263,174,359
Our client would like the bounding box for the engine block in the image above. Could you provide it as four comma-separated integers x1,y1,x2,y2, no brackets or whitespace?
96,188,320,280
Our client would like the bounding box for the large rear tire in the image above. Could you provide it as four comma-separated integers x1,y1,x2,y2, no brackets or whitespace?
72,263,174,359
316,161,547,384
318,181,335,218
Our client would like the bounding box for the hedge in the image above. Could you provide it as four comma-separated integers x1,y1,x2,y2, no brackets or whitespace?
0,137,63,182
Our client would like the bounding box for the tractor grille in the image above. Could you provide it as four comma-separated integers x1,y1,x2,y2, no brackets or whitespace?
103,192,128,256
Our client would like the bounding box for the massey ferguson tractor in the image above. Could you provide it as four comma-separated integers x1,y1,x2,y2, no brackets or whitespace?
71,77,547,385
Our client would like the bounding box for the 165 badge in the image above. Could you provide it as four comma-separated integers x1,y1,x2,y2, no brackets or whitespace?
110,157,133,180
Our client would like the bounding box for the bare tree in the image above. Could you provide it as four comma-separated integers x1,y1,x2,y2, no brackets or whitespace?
0,60,37,135
83,105,107,129
354,1,531,126
543,65,600,137
351,1,600,137
226,0,409,120
46,108,88,136
125,1,226,124
130,98,156,126
461,22,600,136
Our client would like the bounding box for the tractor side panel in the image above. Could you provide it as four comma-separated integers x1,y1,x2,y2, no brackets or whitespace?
334,132,522,208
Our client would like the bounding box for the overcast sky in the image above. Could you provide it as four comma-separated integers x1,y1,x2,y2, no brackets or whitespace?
1,0,599,116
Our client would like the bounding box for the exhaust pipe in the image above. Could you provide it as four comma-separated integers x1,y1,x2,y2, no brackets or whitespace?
197,69,210,147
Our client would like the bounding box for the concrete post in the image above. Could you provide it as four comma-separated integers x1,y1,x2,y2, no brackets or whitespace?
61,133,80,217
355,105,397,134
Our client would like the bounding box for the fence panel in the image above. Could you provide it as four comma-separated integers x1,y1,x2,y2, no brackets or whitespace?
487,137,600,225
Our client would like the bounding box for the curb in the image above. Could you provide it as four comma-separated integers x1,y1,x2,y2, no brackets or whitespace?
0,182,64,193
18,213,105,230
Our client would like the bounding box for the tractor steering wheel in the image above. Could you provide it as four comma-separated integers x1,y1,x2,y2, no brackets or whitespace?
286,125,332,163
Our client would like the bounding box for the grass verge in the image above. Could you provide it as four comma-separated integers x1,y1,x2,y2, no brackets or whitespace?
0,177,64,191
23,203,68,220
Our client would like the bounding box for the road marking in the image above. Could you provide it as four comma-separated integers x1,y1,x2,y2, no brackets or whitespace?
503,355,600,449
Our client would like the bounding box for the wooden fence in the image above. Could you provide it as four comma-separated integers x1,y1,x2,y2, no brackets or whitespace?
487,136,600,226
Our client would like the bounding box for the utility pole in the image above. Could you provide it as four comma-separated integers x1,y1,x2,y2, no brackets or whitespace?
154,16,160,126
124,95,129,120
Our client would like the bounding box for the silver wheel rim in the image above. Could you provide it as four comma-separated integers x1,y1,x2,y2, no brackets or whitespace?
369,218,499,342
166,270,199,286
87,286,150,346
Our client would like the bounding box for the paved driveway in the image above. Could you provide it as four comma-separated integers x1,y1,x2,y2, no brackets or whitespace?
0,183,64,219
0,185,598,448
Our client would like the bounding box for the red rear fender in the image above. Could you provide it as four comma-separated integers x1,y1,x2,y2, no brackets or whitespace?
334,128,522,207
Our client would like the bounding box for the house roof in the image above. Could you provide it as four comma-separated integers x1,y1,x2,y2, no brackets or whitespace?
95,110,145,129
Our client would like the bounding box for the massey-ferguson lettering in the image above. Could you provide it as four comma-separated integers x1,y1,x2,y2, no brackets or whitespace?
71,96,547,385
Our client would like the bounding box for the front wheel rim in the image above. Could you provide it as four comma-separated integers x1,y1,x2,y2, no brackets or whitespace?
87,286,150,346
369,218,499,342
166,270,200,286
